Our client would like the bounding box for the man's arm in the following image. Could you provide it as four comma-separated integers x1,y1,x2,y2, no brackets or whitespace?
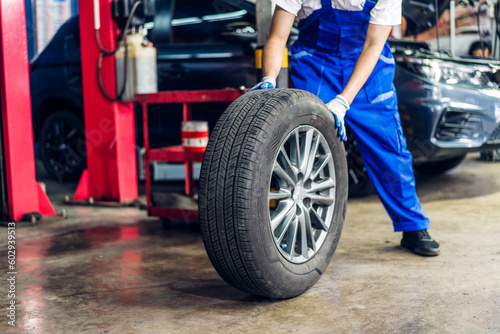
262,6,296,79
340,24,393,104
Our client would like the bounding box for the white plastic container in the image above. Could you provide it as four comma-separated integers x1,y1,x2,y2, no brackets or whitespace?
115,33,157,101
182,121,209,152
114,37,136,101
135,37,157,95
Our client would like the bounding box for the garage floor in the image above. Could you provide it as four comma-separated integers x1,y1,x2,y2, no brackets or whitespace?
1,154,499,333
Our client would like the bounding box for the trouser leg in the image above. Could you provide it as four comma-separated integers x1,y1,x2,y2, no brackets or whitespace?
345,92,429,231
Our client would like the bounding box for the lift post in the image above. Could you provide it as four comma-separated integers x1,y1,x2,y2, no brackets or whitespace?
0,0,56,221
75,0,138,203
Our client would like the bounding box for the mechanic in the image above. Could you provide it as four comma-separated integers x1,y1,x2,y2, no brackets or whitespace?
469,40,492,58
252,0,441,256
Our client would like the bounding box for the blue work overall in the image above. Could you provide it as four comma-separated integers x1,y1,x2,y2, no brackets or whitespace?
290,0,429,231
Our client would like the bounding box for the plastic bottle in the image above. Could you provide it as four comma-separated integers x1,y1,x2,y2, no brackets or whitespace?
115,33,157,101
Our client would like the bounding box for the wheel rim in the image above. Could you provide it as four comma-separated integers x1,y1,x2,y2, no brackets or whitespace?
43,116,84,175
268,125,336,264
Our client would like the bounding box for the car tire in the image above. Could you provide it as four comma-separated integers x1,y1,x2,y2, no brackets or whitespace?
198,89,348,299
345,133,374,198
414,154,466,175
39,110,86,182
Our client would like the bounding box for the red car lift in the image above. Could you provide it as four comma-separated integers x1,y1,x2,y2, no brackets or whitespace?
73,0,138,204
137,89,246,221
0,0,56,221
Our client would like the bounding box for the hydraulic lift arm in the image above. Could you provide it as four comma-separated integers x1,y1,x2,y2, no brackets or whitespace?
74,0,156,203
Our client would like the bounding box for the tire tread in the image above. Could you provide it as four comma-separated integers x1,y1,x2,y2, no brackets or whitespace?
199,89,346,298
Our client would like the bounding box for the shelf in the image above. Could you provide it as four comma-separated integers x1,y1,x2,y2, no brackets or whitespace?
137,88,247,104
147,145,205,163
140,89,247,221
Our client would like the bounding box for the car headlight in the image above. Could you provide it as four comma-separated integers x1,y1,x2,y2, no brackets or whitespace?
404,59,499,89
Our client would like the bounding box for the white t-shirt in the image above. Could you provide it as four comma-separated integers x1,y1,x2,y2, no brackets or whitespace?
271,0,402,26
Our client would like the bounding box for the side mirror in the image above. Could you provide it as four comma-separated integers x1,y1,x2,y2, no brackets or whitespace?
222,23,257,43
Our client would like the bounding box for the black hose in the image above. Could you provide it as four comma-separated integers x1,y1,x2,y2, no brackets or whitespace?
96,1,141,101
495,1,500,59
97,37,128,102
95,29,116,55
494,8,497,58
476,5,485,57
435,0,440,51
95,1,141,54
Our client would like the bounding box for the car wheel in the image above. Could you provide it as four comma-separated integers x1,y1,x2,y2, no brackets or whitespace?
413,154,466,175
39,110,86,181
198,89,348,299
345,132,374,198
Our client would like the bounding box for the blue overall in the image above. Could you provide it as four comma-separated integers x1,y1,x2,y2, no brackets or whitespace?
290,0,429,232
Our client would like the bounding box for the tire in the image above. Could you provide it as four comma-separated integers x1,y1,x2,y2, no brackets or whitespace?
198,89,348,299
39,111,86,181
414,154,466,175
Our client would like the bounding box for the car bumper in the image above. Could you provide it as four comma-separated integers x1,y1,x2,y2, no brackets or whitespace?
396,72,500,162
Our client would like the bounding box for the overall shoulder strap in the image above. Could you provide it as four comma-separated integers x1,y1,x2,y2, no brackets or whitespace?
320,0,332,8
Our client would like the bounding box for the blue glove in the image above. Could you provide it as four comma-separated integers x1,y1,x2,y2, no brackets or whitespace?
249,76,276,91
326,95,349,142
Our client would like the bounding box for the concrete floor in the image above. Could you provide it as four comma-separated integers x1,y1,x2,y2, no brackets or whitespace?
1,154,500,333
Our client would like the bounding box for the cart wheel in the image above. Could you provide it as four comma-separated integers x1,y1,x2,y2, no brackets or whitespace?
199,89,348,299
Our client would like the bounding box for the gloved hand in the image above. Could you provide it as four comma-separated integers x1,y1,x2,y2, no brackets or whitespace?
326,95,350,142
249,76,276,91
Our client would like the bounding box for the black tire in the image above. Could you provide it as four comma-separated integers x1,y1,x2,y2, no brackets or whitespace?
198,89,348,299
39,111,86,181
414,154,466,175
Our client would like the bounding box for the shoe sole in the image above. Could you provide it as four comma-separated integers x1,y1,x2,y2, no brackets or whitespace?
401,240,441,257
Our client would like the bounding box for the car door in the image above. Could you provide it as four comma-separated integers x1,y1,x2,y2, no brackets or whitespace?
150,0,258,91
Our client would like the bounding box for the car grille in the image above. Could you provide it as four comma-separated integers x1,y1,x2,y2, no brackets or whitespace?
486,125,500,143
435,110,484,140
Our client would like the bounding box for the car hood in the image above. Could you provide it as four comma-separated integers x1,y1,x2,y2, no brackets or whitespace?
30,16,81,66
403,0,450,36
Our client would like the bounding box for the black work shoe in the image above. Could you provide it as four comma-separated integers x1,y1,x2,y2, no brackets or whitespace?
401,229,441,256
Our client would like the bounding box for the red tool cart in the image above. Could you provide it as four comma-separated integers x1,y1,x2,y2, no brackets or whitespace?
137,89,246,221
